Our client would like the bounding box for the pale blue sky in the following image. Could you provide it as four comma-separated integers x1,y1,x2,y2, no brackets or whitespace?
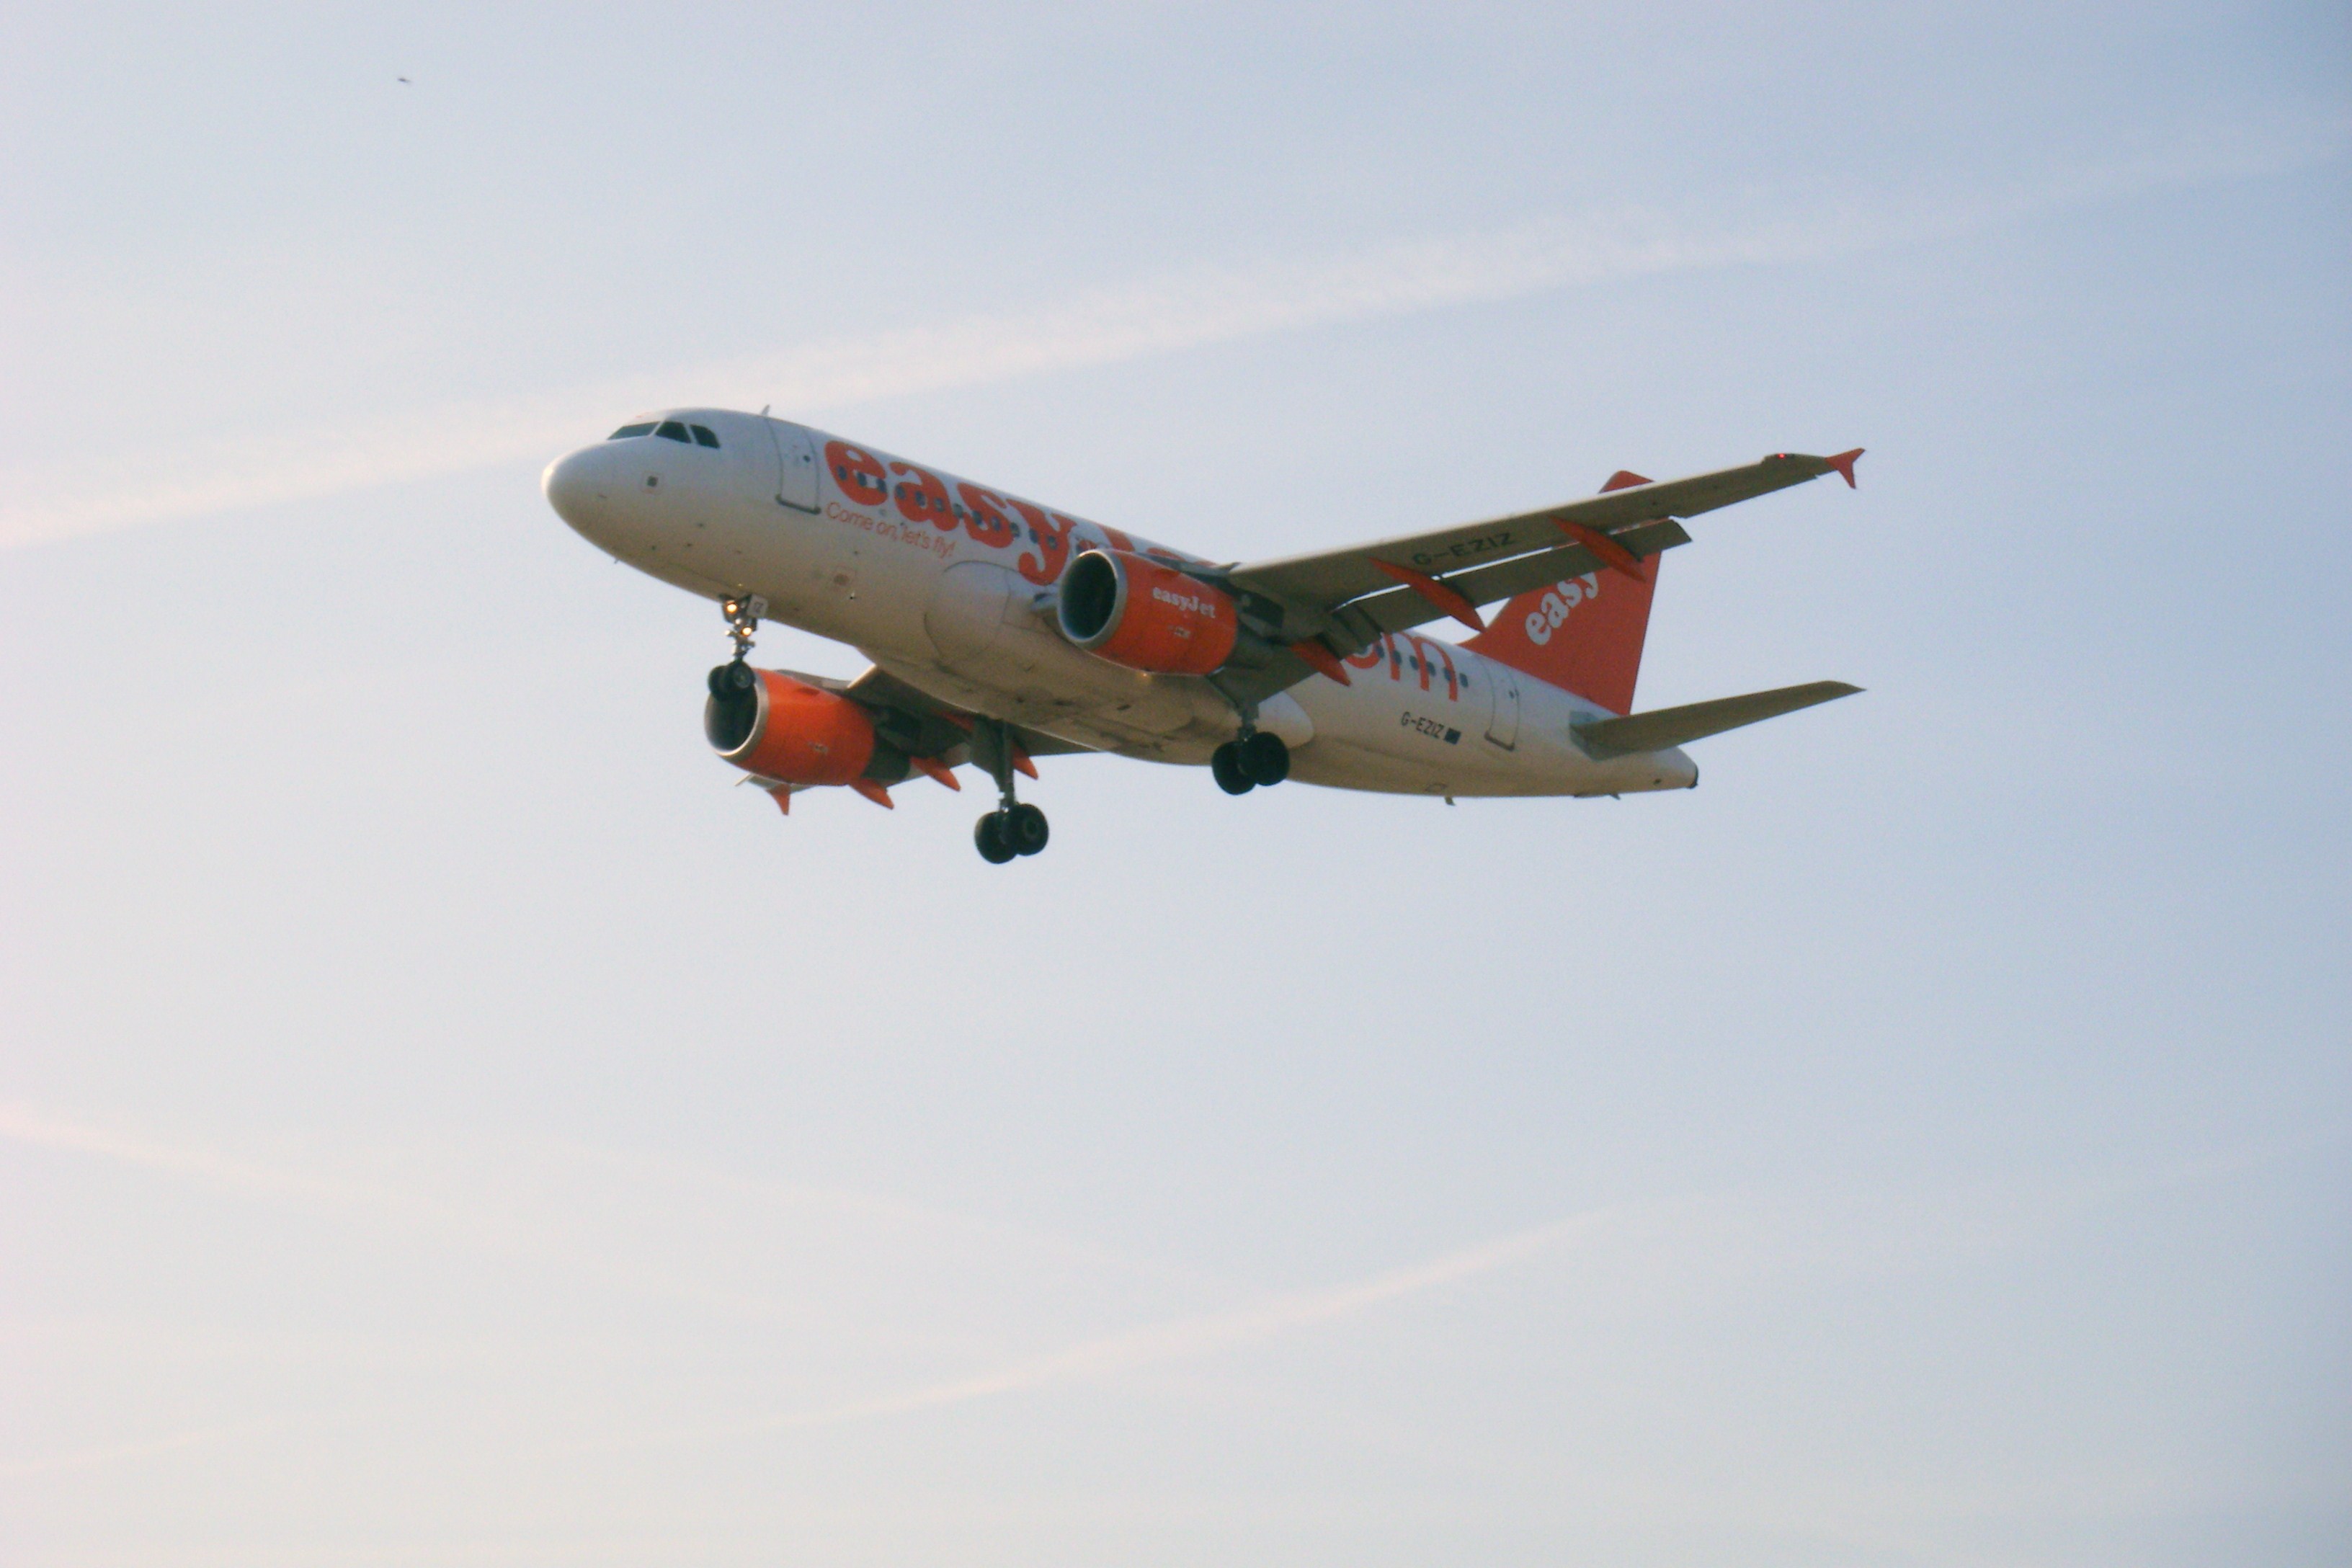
2,4,2347,1565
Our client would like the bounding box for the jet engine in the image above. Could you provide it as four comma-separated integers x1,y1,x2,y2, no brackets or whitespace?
705,667,878,785
1055,549,1238,675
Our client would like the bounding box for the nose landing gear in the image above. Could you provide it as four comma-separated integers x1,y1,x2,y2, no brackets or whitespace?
711,596,769,691
971,718,1049,864
721,595,766,662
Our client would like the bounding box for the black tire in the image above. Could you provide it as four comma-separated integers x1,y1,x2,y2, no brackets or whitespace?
708,664,736,697
1239,730,1291,786
1007,803,1049,856
1211,742,1255,795
974,811,1016,864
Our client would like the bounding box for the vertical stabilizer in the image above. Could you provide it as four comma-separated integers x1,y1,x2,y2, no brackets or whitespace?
1464,559,1658,715
1461,471,1662,715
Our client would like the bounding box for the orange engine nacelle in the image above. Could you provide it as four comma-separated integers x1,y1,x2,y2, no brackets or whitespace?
1055,549,1238,675
705,668,877,785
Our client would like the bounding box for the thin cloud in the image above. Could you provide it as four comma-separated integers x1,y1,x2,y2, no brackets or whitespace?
0,1099,1216,1322
10,1097,2290,1477
0,1100,379,1215
655,1140,2304,1440
0,212,1809,551
0,1420,278,1481
719,1203,1657,1433
4,121,2337,555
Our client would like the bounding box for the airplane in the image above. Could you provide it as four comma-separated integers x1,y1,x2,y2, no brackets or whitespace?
542,411,1862,862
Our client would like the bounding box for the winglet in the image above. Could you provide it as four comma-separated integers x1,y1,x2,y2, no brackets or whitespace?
1288,639,1353,685
1600,470,1653,492
1825,448,1863,489
1369,560,1485,633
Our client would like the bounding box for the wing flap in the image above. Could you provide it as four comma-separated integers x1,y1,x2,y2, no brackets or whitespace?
1329,519,1695,646
1573,680,1861,759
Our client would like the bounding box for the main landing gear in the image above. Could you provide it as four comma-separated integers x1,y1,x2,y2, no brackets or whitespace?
974,802,1048,864
971,718,1048,865
1211,730,1290,796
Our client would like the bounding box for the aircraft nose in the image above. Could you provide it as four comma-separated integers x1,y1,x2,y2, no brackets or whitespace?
542,445,610,533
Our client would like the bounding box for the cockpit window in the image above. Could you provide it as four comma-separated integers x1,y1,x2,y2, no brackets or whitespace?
611,418,720,447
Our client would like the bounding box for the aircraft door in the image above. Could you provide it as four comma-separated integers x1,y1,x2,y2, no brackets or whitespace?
1485,666,1520,750
767,420,820,512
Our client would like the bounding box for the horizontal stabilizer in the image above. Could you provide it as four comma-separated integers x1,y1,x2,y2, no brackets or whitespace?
1573,680,1861,759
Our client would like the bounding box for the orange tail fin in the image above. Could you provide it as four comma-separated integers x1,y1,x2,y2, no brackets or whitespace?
1461,470,1660,714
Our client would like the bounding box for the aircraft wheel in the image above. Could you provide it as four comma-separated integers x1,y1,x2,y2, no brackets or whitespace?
1239,731,1291,786
1007,803,1049,856
974,811,1017,864
1211,742,1255,795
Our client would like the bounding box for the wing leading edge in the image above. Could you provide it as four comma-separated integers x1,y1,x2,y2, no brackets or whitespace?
1572,680,1861,760
1203,449,1861,708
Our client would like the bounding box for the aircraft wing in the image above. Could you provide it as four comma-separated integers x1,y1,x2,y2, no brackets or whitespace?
1229,451,1857,617
837,666,1095,760
1203,449,1860,708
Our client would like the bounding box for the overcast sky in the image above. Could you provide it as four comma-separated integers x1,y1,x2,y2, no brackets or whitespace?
3,4,2348,1565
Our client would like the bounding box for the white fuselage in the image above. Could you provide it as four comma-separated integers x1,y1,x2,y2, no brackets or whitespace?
543,409,1697,799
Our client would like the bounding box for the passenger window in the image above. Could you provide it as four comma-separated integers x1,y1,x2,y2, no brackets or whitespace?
690,424,721,448
609,423,656,439
656,421,692,443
